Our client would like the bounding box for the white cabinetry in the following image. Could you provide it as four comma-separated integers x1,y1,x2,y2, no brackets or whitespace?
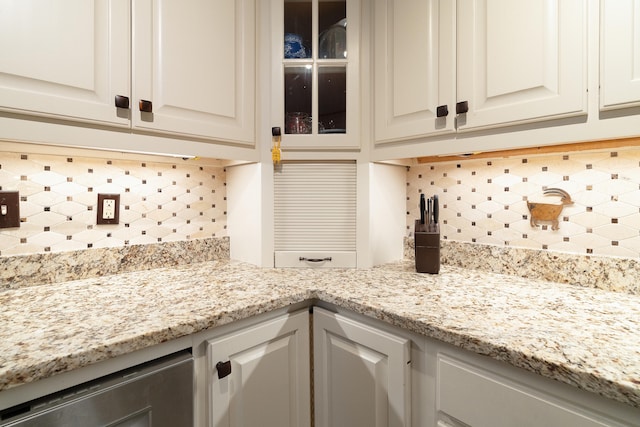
600,0,640,111
456,0,587,132
374,0,456,142
374,0,587,144
0,0,255,147
205,311,311,427
313,307,411,427
0,1,130,127
432,345,640,427
273,161,357,268
270,0,361,150
133,0,255,144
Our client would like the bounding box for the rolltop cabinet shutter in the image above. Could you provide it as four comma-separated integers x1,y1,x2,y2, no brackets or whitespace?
274,161,357,268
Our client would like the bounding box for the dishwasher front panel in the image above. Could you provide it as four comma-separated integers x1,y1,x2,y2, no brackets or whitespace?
1,351,193,427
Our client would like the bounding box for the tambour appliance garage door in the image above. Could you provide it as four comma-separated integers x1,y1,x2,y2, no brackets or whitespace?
274,161,356,268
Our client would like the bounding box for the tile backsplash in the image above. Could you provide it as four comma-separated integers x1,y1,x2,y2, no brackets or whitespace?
4,145,639,264
407,147,640,259
0,151,226,256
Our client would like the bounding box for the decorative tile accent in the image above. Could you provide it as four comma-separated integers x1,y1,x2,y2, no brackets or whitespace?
0,152,227,256
407,148,640,258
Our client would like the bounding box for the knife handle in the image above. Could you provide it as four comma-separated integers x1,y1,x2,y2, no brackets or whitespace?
420,194,426,224
433,195,439,224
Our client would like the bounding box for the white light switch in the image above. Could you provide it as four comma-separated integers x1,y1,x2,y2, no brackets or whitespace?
103,199,116,219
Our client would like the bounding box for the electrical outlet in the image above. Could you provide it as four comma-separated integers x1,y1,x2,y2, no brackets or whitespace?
103,198,116,219
97,194,120,225
0,191,20,229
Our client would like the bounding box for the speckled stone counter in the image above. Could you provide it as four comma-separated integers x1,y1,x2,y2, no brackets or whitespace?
407,239,640,295
0,260,639,411
0,237,230,290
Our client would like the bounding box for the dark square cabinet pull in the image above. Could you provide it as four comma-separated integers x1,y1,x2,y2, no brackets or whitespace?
216,360,232,379
436,105,449,118
456,101,469,114
139,99,153,113
114,95,130,109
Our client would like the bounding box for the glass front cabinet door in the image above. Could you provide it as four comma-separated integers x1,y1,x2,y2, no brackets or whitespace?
271,0,360,150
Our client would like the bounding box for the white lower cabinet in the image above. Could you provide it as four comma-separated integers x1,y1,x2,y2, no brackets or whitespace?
197,307,639,427
203,310,311,427
432,343,640,427
313,307,412,427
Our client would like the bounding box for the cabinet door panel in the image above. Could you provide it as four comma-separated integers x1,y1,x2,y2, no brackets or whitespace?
206,312,310,427
0,0,129,126
457,0,587,131
437,355,625,427
600,0,640,110
314,308,411,427
374,0,456,144
134,0,255,145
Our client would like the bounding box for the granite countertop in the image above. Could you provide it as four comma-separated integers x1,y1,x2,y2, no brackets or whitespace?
0,261,639,410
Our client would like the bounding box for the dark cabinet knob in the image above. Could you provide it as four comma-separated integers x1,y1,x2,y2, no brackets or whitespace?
216,361,232,379
456,101,469,114
436,105,449,118
139,99,153,113
115,95,130,109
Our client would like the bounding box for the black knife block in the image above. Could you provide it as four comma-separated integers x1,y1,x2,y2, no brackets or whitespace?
414,219,440,274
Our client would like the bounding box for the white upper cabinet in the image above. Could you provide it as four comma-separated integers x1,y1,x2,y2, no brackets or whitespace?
271,0,361,150
374,0,588,144
374,0,456,143
133,0,255,144
600,0,640,111
0,0,130,126
0,0,255,146
457,0,587,132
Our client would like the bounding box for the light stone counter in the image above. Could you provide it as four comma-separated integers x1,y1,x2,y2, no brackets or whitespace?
0,260,639,410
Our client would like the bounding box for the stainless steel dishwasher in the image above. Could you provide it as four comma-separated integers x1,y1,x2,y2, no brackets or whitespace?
0,351,193,427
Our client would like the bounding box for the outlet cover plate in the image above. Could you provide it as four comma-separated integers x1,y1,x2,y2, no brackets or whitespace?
97,194,120,225
0,191,20,229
